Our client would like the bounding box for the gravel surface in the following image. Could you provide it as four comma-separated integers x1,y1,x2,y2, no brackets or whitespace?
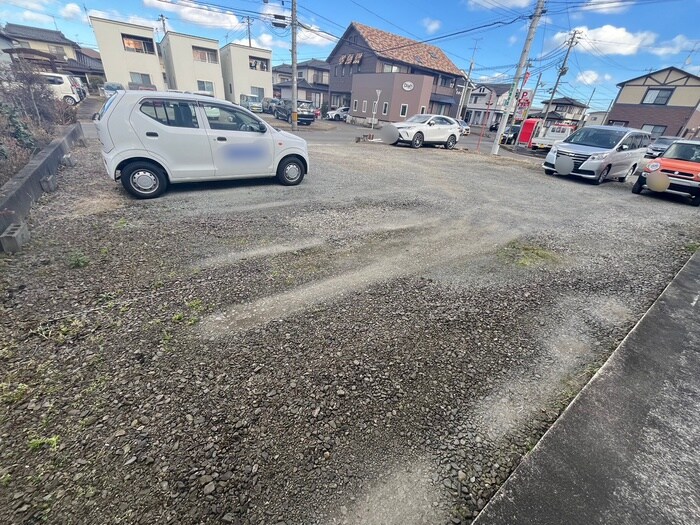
1,137,699,525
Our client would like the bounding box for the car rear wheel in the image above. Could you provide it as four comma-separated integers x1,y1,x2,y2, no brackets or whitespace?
333,114,341,121
120,161,168,199
445,135,457,150
63,96,76,106
593,166,610,185
632,176,645,194
618,164,635,182
277,157,305,186
411,132,424,149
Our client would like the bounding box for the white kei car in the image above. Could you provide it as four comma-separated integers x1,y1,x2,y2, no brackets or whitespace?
389,114,461,149
94,91,309,199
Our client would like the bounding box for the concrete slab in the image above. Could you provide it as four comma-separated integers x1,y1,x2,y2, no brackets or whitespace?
474,252,700,525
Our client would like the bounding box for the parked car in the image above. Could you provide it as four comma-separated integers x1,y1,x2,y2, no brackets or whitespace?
262,97,280,114
326,106,349,121
633,140,700,206
489,122,500,132
239,94,263,113
94,91,309,199
103,82,124,98
274,99,315,126
457,119,471,136
389,114,461,149
38,72,81,106
543,126,651,185
644,136,682,158
69,75,87,100
500,125,521,144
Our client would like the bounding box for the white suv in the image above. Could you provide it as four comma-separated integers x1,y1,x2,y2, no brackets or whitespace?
94,91,309,199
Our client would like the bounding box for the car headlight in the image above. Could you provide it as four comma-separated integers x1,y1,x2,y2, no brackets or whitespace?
588,152,608,161
646,162,661,172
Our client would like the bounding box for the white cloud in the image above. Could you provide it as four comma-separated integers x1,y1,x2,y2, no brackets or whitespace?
422,18,441,35
576,70,600,85
508,34,518,46
478,72,509,82
142,0,241,30
603,73,613,81
582,0,631,13
9,0,52,11
649,34,696,57
298,24,337,47
60,3,86,22
467,0,531,8
20,10,54,24
553,25,656,56
88,9,168,32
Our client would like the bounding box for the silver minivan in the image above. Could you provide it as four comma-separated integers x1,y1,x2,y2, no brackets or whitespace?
543,126,651,184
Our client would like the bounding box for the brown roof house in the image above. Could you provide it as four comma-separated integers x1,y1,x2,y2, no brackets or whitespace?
606,67,700,139
326,22,467,124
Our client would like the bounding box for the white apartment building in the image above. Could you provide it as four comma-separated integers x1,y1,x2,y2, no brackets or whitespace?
220,43,272,105
160,32,224,96
90,17,164,90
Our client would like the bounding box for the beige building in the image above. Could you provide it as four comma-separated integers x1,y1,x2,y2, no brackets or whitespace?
160,32,224,96
3,23,78,61
90,17,164,90
220,43,272,105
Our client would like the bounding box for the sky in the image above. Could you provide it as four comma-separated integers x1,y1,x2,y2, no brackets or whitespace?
1,0,699,111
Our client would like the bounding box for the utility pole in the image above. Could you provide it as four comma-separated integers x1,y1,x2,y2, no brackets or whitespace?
246,16,252,47
458,40,479,121
491,0,546,155
158,14,168,35
291,0,298,131
541,30,579,130
581,87,596,127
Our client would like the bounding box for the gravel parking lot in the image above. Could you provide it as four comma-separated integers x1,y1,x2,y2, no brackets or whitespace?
1,136,699,525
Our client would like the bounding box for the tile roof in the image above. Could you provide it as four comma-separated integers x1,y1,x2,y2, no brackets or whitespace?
273,63,292,74
79,48,101,61
350,22,462,77
550,96,587,108
4,23,78,47
298,58,330,70
478,83,511,97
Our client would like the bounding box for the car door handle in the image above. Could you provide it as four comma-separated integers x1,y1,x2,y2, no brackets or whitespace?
146,132,158,137
216,137,227,142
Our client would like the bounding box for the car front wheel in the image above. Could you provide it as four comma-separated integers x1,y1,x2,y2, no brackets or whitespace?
63,96,76,106
632,176,645,194
618,164,636,182
445,135,457,150
593,166,610,185
120,161,168,199
277,157,305,186
411,132,424,149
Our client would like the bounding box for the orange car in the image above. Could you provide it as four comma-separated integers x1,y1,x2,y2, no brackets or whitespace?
633,139,700,206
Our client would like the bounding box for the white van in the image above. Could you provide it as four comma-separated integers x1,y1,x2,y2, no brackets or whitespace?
543,126,651,184
94,91,309,199
38,72,81,106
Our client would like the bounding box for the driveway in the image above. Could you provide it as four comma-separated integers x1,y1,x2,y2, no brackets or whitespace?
1,139,698,524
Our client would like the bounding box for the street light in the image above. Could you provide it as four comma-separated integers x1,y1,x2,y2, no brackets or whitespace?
371,89,381,131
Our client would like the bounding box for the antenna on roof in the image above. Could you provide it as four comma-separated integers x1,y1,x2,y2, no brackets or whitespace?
158,14,168,35
51,16,59,31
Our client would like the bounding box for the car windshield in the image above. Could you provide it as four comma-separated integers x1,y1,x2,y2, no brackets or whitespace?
298,102,312,110
653,137,676,146
104,83,123,90
662,143,700,162
405,115,431,124
564,128,627,149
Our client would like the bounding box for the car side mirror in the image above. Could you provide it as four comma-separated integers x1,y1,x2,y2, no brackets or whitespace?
92,112,99,121
619,144,629,151
258,122,267,133
428,121,435,126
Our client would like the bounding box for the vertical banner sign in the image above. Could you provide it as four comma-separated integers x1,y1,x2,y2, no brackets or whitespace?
514,89,534,120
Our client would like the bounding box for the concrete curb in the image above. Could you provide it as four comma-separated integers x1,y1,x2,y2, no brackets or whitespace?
0,123,84,250
472,249,700,524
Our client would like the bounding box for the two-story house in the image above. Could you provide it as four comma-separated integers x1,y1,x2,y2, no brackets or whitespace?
91,17,165,90
161,32,224,96
272,63,292,86
273,59,330,108
219,43,272,105
607,67,700,139
464,84,511,128
530,96,587,126
327,22,466,124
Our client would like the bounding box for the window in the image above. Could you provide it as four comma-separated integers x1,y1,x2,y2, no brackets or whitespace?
297,71,304,78
609,120,628,126
140,100,198,128
130,72,152,85
342,66,345,77
353,99,358,111
641,124,667,139
382,102,388,115
193,46,218,64
357,63,361,73
251,86,265,99
334,65,338,77
229,83,232,94
197,80,214,93
420,106,426,114
642,88,673,105
248,57,269,71
400,104,408,117
362,100,367,113
201,103,261,132
48,45,65,56
372,101,377,114
17,41,31,48
122,34,155,54
41,75,63,85
440,76,454,88
382,63,400,73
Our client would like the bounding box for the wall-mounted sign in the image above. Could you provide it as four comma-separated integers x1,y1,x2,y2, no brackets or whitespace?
402,81,414,92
